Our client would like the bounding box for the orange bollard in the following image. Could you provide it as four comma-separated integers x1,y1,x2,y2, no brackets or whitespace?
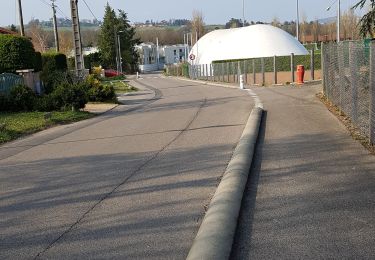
296,65,305,84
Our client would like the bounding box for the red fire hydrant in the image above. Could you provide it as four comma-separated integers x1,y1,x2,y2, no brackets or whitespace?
296,65,305,84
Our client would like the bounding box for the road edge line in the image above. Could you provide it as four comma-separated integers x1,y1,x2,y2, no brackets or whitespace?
187,105,263,260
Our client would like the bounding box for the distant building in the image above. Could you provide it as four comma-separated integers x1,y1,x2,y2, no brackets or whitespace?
135,43,188,73
68,47,99,58
135,43,159,72
159,45,187,65
0,27,17,35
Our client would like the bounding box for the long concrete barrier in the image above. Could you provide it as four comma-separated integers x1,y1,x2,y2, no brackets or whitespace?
187,107,263,260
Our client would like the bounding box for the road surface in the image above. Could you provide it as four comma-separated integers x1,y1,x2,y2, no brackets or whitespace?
231,85,375,259
0,75,254,259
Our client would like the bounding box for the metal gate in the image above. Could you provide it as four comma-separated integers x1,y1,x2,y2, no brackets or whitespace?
0,73,24,93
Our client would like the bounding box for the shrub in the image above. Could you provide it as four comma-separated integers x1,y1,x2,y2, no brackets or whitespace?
85,74,116,102
41,70,74,94
52,83,88,111
0,92,10,111
34,52,42,72
87,84,116,102
67,57,75,71
101,75,126,81
34,94,58,112
41,52,68,71
40,52,69,94
0,35,37,73
8,85,36,111
84,52,102,70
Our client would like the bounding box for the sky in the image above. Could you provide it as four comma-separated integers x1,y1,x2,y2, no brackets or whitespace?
0,0,366,27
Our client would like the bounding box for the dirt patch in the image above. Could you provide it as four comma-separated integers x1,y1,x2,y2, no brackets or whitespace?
84,103,118,114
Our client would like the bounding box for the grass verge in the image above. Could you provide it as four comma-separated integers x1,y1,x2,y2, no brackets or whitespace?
0,111,94,144
103,80,138,94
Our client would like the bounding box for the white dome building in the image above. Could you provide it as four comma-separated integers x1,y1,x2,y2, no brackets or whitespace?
188,24,308,65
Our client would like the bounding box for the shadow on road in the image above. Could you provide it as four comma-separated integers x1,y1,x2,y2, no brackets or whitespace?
230,110,375,259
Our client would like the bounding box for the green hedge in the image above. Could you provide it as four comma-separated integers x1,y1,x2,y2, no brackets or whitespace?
0,34,37,73
34,52,42,72
41,52,68,71
214,52,321,73
0,83,88,112
84,52,102,70
40,52,68,94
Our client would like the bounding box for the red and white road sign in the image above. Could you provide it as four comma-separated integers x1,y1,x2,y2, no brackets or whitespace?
189,54,196,61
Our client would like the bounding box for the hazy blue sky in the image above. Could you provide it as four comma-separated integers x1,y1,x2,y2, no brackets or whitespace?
0,0,365,27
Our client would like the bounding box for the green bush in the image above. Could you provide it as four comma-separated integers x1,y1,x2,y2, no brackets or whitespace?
52,83,88,111
101,75,126,81
8,85,36,111
85,74,116,102
33,94,57,112
41,70,74,95
40,52,69,94
41,52,68,71
0,35,37,73
84,52,102,70
34,52,42,72
67,57,75,71
0,92,10,111
87,84,116,102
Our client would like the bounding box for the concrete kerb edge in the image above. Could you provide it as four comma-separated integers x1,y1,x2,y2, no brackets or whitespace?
172,76,240,90
173,76,321,89
187,103,263,260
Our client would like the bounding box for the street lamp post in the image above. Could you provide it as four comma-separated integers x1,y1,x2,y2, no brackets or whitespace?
117,30,124,74
326,0,341,42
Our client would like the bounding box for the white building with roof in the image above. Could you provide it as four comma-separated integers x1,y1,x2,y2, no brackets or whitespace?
135,43,188,72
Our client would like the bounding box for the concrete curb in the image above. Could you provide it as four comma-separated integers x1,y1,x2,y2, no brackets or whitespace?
173,76,240,89
187,107,263,260
173,76,321,89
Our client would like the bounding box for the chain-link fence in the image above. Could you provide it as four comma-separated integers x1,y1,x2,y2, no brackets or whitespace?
322,41,375,144
166,50,321,86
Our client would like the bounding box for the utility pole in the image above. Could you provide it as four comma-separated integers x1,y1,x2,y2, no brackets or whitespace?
70,0,85,77
326,0,341,42
17,0,25,36
337,0,341,42
51,0,60,52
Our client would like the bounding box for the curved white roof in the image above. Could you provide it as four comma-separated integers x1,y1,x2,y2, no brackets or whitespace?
189,24,308,64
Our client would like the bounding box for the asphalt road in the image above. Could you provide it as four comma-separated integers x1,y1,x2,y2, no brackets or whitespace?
0,75,254,259
231,85,375,259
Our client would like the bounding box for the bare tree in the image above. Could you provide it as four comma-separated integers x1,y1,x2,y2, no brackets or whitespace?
271,17,281,28
59,31,73,56
191,10,205,44
311,19,319,43
342,9,360,40
26,19,51,52
300,13,308,43
135,27,184,45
